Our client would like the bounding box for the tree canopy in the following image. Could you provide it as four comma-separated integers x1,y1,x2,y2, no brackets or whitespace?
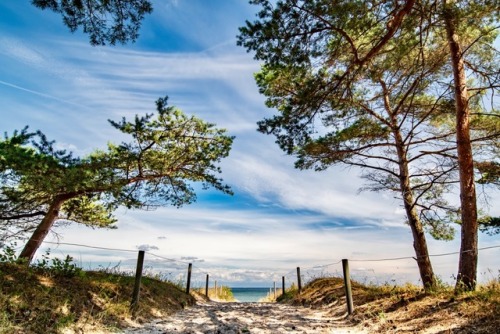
238,0,499,290
31,0,153,45
0,97,233,262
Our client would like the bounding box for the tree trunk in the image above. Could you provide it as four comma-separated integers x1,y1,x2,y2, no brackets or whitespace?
393,129,436,290
18,196,65,263
406,201,436,290
443,1,478,291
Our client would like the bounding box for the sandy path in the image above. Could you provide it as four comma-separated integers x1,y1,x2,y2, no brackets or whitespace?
121,302,365,334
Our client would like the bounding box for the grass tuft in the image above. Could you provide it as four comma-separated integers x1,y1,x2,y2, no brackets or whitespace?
278,276,500,333
0,262,195,333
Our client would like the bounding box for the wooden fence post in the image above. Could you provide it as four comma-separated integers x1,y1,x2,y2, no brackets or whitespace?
342,259,354,315
186,263,192,294
205,274,209,297
282,276,285,296
297,267,302,294
130,250,145,311
274,281,276,299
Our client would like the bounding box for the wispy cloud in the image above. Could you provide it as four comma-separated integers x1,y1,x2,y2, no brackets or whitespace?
1,0,498,287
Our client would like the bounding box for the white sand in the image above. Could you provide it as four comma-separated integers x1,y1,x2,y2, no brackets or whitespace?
120,302,368,334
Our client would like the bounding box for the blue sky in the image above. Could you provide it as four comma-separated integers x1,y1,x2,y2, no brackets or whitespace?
1,0,499,288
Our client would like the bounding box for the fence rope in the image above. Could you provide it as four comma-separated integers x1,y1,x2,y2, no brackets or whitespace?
42,241,500,265
38,240,500,280
312,260,343,268
43,241,137,253
281,246,500,279
192,266,209,277
349,245,500,262
146,252,191,264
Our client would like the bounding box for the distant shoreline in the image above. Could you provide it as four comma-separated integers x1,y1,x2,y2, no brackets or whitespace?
230,287,271,303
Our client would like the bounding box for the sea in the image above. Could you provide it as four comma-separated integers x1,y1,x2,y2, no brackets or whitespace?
230,287,272,302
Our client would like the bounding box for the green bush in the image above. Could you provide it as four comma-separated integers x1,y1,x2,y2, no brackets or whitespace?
33,249,84,278
0,242,18,263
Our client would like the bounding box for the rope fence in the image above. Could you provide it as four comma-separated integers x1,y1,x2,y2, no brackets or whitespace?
37,241,500,289
4,240,497,313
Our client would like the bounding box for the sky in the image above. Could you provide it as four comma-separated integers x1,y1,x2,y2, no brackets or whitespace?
0,0,499,288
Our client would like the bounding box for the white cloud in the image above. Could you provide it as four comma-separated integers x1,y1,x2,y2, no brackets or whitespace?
2,0,499,288
137,244,159,251
38,204,499,286
0,37,46,67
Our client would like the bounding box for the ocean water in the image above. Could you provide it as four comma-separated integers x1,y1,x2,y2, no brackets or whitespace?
230,287,272,302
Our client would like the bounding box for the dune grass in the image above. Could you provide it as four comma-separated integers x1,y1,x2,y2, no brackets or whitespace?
280,275,500,333
2,244,498,334
194,286,235,302
0,261,195,334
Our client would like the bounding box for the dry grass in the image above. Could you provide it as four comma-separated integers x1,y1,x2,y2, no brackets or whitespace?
284,276,500,333
2,260,498,333
193,286,236,302
259,288,284,302
0,262,195,334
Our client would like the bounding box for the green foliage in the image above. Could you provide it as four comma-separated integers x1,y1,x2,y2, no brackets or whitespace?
425,218,456,241
220,286,235,301
276,282,298,303
478,216,500,235
239,0,499,291
33,249,83,278
203,285,236,301
238,0,499,244
49,255,84,277
31,0,153,46
62,196,118,228
0,242,17,263
476,161,500,186
1,96,233,260
105,96,234,208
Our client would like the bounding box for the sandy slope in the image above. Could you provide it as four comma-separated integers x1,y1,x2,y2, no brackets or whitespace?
120,302,366,334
